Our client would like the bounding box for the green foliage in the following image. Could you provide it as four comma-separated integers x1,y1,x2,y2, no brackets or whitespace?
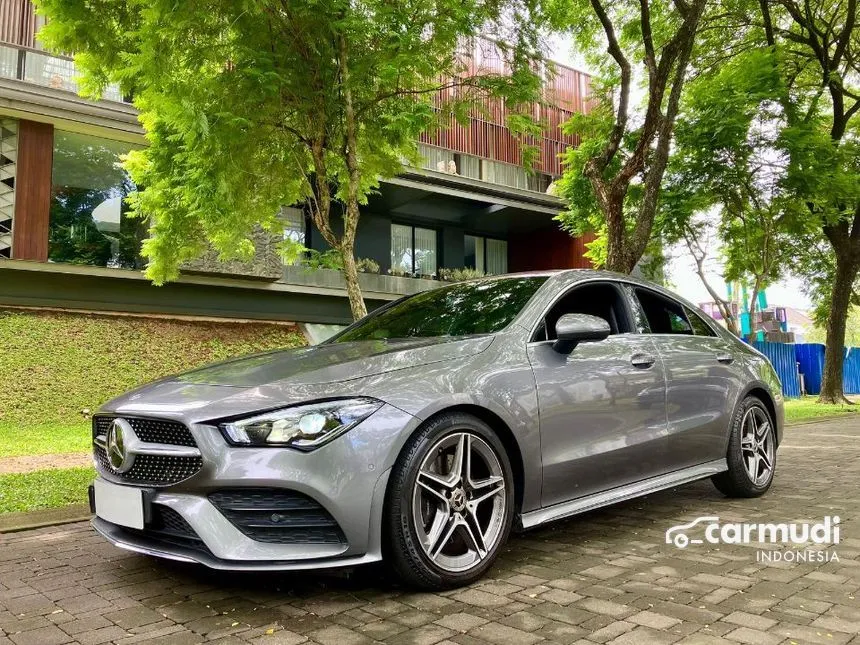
554,109,611,254
548,0,707,273
805,306,860,346
302,249,345,271
0,309,305,430
663,48,810,310
438,267,485,282
35,0,541,303
0,467,95,513
357,258,380,274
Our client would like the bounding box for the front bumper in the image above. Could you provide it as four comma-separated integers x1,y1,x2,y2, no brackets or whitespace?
91,403,417,569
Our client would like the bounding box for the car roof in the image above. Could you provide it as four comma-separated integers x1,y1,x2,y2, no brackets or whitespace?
440,269,708,317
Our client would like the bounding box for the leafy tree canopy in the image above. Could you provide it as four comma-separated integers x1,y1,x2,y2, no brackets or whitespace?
36,0,541,310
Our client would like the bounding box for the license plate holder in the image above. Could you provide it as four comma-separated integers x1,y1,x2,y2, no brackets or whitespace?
93,479,146,530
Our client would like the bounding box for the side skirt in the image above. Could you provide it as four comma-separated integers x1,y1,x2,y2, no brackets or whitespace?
519,459,728,530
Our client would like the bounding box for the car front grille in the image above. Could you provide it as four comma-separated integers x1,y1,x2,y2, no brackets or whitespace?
93,416,196,446
209,488,347,545
93,416,203,486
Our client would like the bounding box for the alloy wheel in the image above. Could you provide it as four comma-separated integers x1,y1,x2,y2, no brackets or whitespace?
740,406,774,486
411,432,507,573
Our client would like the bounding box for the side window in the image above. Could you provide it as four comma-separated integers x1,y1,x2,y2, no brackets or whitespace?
634,288,693,335
685,307,717,337
534,282,631,341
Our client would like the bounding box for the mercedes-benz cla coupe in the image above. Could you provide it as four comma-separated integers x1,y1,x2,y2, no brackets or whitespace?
90,270,783,589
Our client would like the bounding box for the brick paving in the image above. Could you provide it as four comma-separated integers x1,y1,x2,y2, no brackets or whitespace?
1,418,858,645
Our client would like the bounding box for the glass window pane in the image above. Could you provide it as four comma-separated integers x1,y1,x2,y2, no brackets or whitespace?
464,234,477,270
280,206,305,244
486,239,507,274
418,143,454,173
48,131,144,269
686,307,717,337
475,236,485,273
280,206,305,266
414,226,437,277
334,276,549,341
391,223,413,274
635,288,693,335
457,154,481,179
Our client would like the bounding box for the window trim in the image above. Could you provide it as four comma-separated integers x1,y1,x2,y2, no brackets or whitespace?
628,285,721,337
390,221,439,277
464,233,508,275
527,279,637,343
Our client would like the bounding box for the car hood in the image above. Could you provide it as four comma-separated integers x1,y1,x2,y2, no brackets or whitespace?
99,335,494,422
178,336,493,386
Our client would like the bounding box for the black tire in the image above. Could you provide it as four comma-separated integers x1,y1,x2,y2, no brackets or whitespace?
712,396,776,498
385,412,515,590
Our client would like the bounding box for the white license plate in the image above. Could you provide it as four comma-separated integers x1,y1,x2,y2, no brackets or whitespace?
94,479,144,529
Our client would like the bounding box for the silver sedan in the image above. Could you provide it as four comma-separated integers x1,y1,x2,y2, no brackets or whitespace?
89,270,784,589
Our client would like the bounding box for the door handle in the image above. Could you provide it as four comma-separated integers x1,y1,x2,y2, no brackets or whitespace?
630,353,656,368
716,353,734,364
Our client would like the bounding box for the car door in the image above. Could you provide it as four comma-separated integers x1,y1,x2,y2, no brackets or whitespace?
626,286,743,470
527,281,669,508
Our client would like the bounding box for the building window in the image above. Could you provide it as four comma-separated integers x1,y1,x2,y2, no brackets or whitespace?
279,206,306,265
391,223,437,277
48,131,145,269
465,235,507,274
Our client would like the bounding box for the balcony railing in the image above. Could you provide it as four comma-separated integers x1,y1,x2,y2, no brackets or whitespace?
417,142,555,194
0,43,128,103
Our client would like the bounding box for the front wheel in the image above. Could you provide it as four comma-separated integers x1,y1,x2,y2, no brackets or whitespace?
712,396,776,497
385,413,514,589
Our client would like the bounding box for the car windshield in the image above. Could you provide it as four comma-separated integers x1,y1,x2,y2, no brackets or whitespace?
332,276,548,342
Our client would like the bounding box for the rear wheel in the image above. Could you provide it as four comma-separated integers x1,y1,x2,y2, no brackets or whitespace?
712,396,776,497
385,412,514,589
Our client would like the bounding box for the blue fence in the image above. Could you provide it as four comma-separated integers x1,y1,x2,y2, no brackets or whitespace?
752,341,802,398
795,344,825,395
757,342,860,397
843,346,860,394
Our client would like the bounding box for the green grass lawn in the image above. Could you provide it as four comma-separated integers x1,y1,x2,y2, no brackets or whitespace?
784,396,860,423
0,308,306,460
0,466,95,514
0,422,91,457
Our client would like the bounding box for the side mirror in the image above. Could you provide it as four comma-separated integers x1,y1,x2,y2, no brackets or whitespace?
553,313,611,354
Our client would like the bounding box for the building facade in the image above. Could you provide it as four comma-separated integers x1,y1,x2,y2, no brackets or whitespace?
0,0,593,325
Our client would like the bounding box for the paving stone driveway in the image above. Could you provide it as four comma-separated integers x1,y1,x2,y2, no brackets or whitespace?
1,418,858,645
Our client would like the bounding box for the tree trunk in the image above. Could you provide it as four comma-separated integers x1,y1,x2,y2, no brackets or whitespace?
338,31,367,321
604,198,635,273
340,244,367,320
818,250,857,404
746,281,760,345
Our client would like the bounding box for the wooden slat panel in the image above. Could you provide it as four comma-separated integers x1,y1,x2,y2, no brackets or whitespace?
422,40,590,178
0,0,35,48
12,119,53,261
509,227,595,272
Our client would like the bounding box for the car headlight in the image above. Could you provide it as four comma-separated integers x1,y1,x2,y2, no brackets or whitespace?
221,398,383,450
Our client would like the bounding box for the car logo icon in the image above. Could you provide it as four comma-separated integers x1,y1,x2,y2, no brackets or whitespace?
665,516,719,548
106,418,136,474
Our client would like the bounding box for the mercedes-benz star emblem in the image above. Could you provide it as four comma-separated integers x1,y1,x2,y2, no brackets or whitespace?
106,418,135,473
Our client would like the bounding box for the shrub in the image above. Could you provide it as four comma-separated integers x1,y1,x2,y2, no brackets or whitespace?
357,258,380,273
302,249,343,270
438,267,485,282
